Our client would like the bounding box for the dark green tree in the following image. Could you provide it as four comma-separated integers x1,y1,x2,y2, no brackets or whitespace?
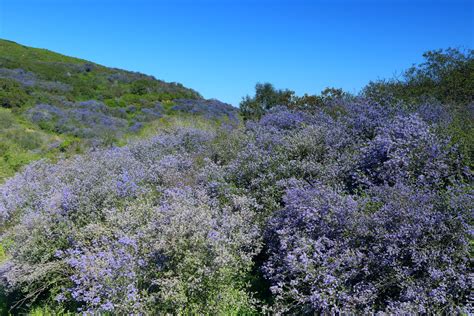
240,83,352,120
363,48,474,106
239,83,295,120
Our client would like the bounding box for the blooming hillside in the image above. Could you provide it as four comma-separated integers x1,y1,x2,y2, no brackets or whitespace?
0,43,472,314
0,39,237,181
0,99,471,314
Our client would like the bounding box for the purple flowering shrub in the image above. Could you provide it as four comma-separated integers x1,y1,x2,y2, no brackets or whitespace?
0,68,37,87
172,98,239,123
24,98,237,144
339,99,396,139
264,180,471,314
222,104,471,313
0,68,71,92
258,106,312,130
25,101,128,142
56,187,260,314
415,99,452,127
57,238,144,313
0,101,471,313
0,126,261,313
355,114,461,188
138,102,164,121
226,107,356,213
25,100,165,143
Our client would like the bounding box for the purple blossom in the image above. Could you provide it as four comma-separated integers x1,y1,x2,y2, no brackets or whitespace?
264,180,471,313
0,102,470,314
172,98,239,122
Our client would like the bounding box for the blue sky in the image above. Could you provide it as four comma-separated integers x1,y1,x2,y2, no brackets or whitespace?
0,0,472,106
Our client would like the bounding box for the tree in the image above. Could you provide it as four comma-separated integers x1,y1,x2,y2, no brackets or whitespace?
363,48,474,106
240,83,352,120
239,83,294,120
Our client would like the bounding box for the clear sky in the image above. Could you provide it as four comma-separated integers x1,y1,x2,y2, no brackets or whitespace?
0,0,472,106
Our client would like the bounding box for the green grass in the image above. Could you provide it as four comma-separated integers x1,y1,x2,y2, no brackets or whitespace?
0,38,201,101
0,108,55,181
0,39,86,65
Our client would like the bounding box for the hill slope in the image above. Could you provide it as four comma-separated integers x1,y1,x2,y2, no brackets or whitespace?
0,39,202,101
0,44,471,314
0,39,237,181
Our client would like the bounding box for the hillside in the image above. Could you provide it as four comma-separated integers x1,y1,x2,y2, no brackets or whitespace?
0,42,471,314
0,39,237,181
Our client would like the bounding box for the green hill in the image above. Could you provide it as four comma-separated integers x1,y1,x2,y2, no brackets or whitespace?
0,39,236,181
0,39,202,105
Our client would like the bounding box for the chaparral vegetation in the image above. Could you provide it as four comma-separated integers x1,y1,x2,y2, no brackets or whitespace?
0,40,472,314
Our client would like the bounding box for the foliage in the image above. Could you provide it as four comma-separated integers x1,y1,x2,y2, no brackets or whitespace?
363,48,473,106
0,108,61,181
228,102,470,313
0,78,31,109
354,113,462,188
0,127,260,314
0,39,237,182
362,48,474,166
172,98,239,122
0,41,471,314
264,181,471,314
0,39,201,102
240,83,295,120
240,83,351,120
1,99,471,314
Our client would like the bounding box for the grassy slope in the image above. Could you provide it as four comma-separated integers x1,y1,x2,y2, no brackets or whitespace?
0,39,207,182
0,39,87,64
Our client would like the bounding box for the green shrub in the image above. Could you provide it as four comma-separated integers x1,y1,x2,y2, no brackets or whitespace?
363,48,474,106
0,78,31,109
4,130,43,150
0,108,15,129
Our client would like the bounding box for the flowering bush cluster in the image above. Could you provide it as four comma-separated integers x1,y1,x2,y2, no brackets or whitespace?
25,100,164,143
172,98,239,122
0,68,37,87
0,127,260,313
264,181,470,314
23,98,238,144
25,101,129,142
0,67,71,92
225,102,471,313
0,99,471,313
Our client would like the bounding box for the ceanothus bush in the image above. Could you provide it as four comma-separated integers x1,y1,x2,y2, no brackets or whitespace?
0,67,71,92
0,126,260,313
172,98,239,123
355,113,462,188
264,180,471,314
225,106,356,214
224,104,471,313
0,100,471,313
